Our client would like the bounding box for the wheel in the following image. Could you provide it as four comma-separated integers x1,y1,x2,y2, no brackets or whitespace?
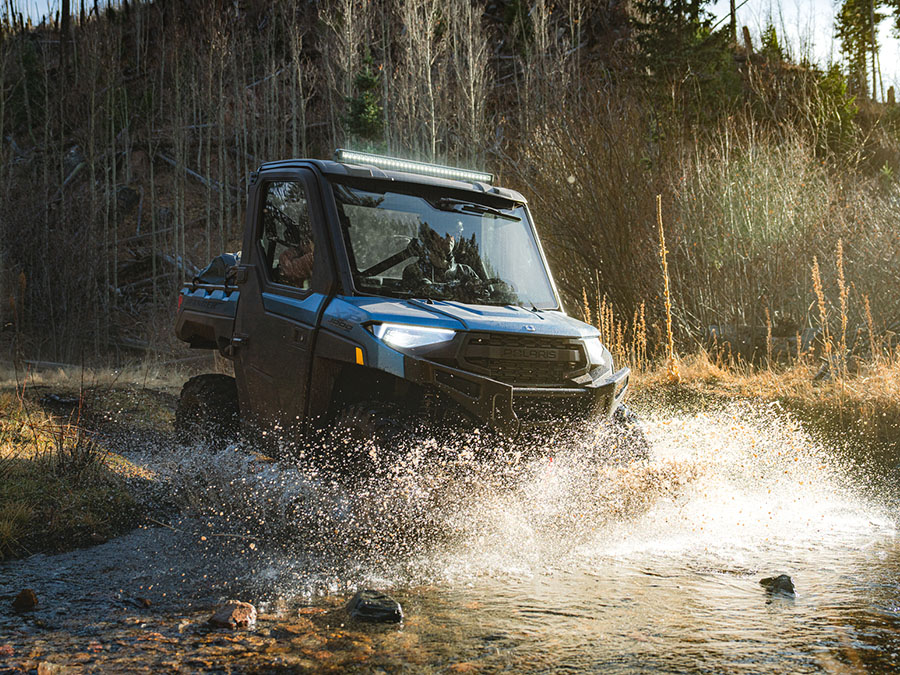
610,403,651,462
174,374,240,444
331,401,418,473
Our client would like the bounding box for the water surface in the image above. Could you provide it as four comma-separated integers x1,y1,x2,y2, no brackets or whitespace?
1,400,897,672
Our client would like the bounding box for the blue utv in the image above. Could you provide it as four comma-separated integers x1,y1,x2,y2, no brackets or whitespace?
174,149,647,464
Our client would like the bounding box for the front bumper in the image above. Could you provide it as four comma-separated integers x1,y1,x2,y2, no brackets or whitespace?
403,355,629,436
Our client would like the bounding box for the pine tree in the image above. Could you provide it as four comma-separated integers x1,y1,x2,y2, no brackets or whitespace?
760,22,784,61
345,53,383,142
835,0,886,99
632,0,738,115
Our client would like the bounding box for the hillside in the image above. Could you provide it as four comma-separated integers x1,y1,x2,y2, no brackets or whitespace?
0,0,897,366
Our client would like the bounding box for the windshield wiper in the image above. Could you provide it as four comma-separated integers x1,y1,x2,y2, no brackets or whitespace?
433,197,521,221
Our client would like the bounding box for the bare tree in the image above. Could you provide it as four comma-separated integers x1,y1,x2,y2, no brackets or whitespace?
447,0,489,163
396,0,444,159
321,0,371,145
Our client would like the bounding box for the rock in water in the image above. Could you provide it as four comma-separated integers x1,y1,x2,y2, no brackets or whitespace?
346,590,403,624
208,601,257,629
12,589,37,612
760,574,795,595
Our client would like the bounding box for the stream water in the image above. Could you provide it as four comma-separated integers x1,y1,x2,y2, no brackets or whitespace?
1,399,898,673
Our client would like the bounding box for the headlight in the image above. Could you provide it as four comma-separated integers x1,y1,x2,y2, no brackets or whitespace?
369,323,456,349
583,337,608,368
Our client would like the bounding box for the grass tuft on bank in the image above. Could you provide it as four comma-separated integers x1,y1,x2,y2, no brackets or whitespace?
0,392,142,560
632,351,900,468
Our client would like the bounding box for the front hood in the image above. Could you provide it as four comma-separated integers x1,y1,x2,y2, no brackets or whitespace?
335,296,598,339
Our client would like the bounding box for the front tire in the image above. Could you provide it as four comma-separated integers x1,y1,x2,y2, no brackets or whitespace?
331,401,418,473
174,374,240,444
611,403,651,462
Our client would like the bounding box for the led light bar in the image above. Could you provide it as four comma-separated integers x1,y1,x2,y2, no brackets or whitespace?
334,148,493,185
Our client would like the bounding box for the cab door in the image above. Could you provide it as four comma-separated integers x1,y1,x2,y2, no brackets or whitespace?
232,169,333,437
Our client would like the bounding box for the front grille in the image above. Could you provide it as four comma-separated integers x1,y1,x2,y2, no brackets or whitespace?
460,333,587,386
513,392,596,424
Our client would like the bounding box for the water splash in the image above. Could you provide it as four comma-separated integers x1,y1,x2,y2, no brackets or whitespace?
3,397,899,673
150,399,895,598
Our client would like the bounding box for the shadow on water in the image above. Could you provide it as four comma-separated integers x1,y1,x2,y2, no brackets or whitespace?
1,399,899,672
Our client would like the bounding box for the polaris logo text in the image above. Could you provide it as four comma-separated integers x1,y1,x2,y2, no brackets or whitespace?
500,347,558,360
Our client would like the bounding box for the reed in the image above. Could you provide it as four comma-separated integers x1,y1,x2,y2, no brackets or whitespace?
811,256,831,360
864,294,877,363
657,195,680,383
582,287,592,326
836,238,848,370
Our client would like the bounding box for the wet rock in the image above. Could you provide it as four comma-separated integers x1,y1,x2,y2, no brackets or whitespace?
271,618,316,639
208,601,257,629
0,644,13,657
39,393,80,414
40,393,79,406
346,590,403,624
760,574,795,595
133,596,152,609
36,663,66,675
12,589,37,612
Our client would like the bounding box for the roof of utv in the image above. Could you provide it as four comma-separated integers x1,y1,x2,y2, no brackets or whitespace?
256,159,527,204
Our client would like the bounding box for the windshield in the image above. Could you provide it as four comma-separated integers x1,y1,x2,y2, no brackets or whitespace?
332,183,558,309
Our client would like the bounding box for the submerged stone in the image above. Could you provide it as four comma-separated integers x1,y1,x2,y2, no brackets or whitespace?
346,590,403,624
208,601,257,629
760,574,795,595
12,589,37,612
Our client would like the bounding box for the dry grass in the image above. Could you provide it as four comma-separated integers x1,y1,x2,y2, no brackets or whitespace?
668,120,900,338
0,362,196,393
0,391,142,560
632,350,900,455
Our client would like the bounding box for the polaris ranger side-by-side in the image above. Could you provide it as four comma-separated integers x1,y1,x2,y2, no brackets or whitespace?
174,149,645,460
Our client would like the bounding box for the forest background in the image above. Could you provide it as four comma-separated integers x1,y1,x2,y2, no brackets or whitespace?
0,0,898,370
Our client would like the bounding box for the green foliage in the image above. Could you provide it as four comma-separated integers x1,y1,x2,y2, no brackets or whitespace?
879,161,895,190
344,54,383,142
815,64,859,155
760,22,784,61
634,0,710,76
888,0,900,34
632,0,740,118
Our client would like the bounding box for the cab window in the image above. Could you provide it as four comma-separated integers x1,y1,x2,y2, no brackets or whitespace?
259,181,316,290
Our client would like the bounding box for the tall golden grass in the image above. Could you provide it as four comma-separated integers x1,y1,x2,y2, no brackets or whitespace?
584,216,899,413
